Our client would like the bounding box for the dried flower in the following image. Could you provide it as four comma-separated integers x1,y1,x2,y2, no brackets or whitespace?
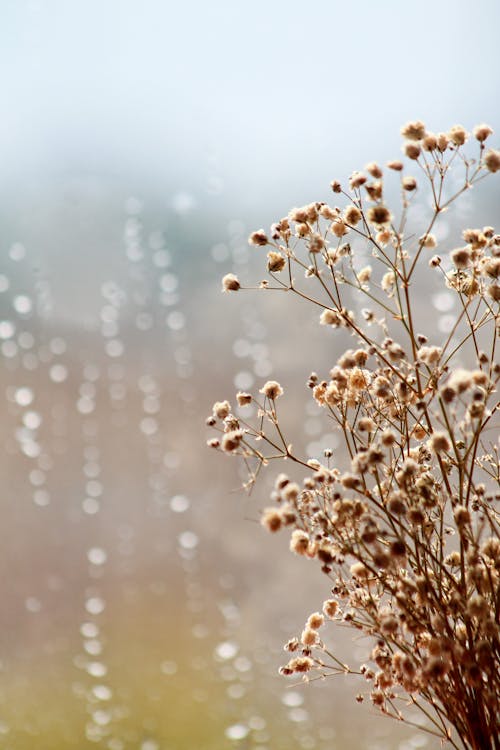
344,205,362,226
420,233,437,248
259,380,284,400
485,149,500,173
267,251,286,272
367,206,391,226
212,400,231,419
428,432,451,454
448,124,468,146
222,273,240,292
249,229,269,246
473,123,493,142
236,391,252,406
402,176,417,191
404,143,421,160
210,120,500,750
400,121,426,141
387,160,403,171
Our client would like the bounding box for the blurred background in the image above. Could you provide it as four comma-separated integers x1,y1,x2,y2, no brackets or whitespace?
0,1,499,748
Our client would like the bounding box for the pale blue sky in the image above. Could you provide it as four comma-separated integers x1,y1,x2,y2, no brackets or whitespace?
1,0,499,210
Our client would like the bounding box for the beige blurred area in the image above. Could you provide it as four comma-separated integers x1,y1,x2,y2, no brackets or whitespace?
0,198,430,750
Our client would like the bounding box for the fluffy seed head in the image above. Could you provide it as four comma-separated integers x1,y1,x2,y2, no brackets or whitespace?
367,206,391,226
485,149,500,173
365,162,383,178
402,176,417,191
222,273,240,292
249,229,269,246
236,392,252,406
429,432,451,454
261,508,283,533
401,121,426,141
448,125,468,146
387,160,403,171
323,599,339,618
344,205,362,226
213,400,231,419
259,380,283,400
473,123,493,142
267,251,286,272
420,233,437,248
307,612,325,630
290,529,310,556
404,143,421,160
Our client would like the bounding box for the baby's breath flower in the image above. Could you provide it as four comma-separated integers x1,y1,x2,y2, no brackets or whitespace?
319,204,339,220
376,228,392,246
222,273,240,292
349,171,367,189
282,482,300,502
357,266,372,283
267,251,286,272
344,205,362,226
358,417,376,433
259,380,283,400
248,229,269,246
387,160,403,171
290,529,309,556
323,599,339,619
485,149,500,173
286,656,314,673
487,283,500,301
402,176,417,191
296,222,310,237
221,430,243,452
213,400,231,419
417,345,441,364
404,143,421,160
481,257,500,279
320,309,342,327
473,123,493,142
381,270,396,294
331,219,348,238
365,162,383,178
367,206,391,226
453,505,471,527
401,121,426,141
350,562,370,580
381,429,396,446
420,233,437,248
307,612,325,630
309,233,325,252
428,432,451,454
450,247,471,269
365,181,383,201
261,507,283,532
236,391,252,406
422,133,437,151
301,628,318,646
275,473,289,490
437,132,449,151
448,124,468,146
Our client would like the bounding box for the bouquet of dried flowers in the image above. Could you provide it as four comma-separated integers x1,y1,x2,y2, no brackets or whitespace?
207,121,500,750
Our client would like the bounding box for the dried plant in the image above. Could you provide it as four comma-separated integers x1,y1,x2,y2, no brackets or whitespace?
207,121,500,750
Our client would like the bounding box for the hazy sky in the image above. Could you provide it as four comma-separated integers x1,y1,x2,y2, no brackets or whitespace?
2,0,500,210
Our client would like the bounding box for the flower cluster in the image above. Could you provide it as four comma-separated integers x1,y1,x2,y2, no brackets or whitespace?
208,122,500,750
